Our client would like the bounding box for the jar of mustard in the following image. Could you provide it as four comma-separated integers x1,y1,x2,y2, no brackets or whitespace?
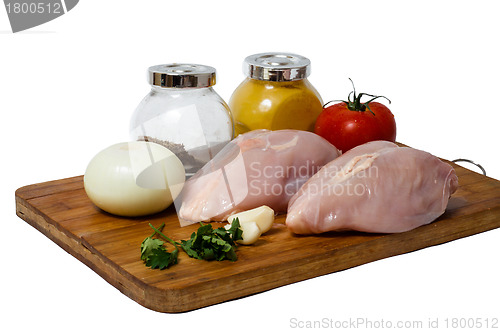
229,52,323,135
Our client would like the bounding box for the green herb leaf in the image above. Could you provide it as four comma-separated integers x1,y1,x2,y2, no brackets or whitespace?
145,247,178,270
228,218,244,242
141,220,242,270
180,221,242,262
180,238,200,259
140,223,179,270
140,237,164,260
225,247,238,262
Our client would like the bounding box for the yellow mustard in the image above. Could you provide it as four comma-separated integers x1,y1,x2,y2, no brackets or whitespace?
229,53,323,135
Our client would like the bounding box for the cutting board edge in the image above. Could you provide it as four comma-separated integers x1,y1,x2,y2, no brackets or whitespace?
120,206,500,313
14,195,165,311
15,175,84,200
16,189,500,312
14,163,500,313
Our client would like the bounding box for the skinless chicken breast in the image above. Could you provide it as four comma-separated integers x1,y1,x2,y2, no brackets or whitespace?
286,141,459,234
178,130,341,223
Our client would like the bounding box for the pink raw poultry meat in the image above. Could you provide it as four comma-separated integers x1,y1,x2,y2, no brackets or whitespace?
286,141,459,234
178,130,341,222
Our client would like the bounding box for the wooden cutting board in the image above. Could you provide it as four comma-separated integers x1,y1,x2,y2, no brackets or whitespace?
15,161,500,313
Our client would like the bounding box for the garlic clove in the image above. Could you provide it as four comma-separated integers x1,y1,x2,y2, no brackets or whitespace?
226,221,262,245
228,205,275,233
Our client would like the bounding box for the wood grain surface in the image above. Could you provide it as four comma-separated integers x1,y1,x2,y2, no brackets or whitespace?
14,162,500,313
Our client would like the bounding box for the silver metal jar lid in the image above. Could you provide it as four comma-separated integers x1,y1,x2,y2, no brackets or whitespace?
148,64,216,88
243,52,311,82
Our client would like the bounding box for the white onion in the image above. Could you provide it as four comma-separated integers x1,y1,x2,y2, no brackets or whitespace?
84,141,185,217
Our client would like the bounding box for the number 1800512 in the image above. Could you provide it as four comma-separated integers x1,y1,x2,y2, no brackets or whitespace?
444,317,498,329
5,2,62,14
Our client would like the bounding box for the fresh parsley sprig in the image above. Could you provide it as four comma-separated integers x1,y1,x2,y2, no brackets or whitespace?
140,219,244,270
180,218,243,262
140,223,179,270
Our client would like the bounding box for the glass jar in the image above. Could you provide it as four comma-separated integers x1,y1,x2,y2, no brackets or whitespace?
130,64,234,177
229,52,323,135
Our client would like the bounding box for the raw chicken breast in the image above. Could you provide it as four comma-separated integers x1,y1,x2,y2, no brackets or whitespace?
286,141,459,234
178,130,341,222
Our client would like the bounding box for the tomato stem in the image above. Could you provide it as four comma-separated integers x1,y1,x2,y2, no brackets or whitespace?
324,79,391,116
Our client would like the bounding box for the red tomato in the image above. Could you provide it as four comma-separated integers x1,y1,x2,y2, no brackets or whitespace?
314,82,396,152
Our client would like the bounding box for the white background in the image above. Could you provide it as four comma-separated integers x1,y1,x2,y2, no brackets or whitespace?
1,1,499,331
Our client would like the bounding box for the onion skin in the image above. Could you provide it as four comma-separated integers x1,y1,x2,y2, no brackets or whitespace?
84,141,185,217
